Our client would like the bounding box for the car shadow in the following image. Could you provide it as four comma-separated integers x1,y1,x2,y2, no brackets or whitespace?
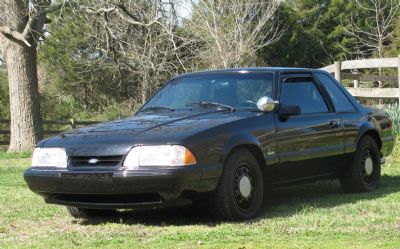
76,174,400,226
261,174,400,219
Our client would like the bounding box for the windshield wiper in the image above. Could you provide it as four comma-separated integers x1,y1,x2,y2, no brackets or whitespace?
186,101,235,112
140,106,175,113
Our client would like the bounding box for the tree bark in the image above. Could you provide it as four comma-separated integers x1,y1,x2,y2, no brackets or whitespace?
4,42,43,152
0,0,44,152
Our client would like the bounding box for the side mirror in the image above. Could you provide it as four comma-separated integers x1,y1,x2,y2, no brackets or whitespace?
256,96,278,112
278,104,301,119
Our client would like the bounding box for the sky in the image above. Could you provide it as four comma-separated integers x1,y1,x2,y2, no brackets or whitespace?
175,0,192,19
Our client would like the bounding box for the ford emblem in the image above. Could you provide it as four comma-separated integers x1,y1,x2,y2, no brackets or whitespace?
88,158,99,164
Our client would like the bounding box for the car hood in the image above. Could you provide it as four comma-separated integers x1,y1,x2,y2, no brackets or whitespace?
40,110,257,156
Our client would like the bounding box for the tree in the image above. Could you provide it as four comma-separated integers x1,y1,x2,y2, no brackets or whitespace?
42,0,197,106
258,0,358,68
187,0,284,68
342,0,400,103
80,0,197,103
0,0,194,152
39,10,127,114
387,11,400,54
0,1,67,152
343,0,400,58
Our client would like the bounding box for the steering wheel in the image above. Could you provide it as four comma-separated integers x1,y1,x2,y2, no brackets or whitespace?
236,100,257,107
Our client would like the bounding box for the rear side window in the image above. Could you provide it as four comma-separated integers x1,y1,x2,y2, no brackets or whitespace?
280,78,329,114
315,73,356,113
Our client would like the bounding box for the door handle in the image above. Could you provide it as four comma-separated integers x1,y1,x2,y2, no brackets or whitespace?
330,120,340,129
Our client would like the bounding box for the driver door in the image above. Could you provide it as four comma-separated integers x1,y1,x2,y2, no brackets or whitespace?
273,74,345,183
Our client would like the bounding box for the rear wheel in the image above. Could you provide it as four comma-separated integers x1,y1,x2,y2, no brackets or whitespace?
340,135,381,192
66,206,116,219
211,149,264,220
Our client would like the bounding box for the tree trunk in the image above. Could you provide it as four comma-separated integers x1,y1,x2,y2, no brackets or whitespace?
4,42,43,152
0,0,45,152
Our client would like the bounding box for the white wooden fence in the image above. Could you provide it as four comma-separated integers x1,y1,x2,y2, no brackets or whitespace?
320,55,400,101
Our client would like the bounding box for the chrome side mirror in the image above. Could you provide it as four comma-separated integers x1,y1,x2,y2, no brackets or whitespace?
256,96,278,112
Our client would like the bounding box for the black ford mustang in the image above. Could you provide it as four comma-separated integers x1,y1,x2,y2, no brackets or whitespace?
24,68,394,220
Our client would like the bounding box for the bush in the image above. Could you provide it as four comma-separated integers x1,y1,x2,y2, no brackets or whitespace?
384,103,400,136
0,70,9,119
97,100,142,121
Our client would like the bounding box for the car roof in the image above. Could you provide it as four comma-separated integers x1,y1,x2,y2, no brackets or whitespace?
173,67,328,79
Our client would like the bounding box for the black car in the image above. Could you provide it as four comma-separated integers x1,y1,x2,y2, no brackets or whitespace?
24,68,394,220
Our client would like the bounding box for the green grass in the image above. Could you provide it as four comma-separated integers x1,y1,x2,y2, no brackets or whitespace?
0,151,31,160
1,147,400,249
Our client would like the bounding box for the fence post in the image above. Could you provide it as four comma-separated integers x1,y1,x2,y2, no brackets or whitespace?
353,69,359,88
398,54,400,102
70,118,76,129
334,61,341,82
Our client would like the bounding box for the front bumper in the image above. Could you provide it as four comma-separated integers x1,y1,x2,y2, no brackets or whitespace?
24,166,219,209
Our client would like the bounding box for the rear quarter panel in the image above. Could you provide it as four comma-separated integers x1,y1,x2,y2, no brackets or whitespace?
368,108,395,157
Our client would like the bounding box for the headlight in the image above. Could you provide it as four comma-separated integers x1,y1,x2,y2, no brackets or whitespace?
31,147,68,168
123,145,197,169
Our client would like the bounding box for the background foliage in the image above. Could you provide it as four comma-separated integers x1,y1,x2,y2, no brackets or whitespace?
0,69,9,119
0,0,399,121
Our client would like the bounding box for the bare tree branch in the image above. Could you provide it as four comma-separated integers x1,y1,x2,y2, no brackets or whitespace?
0,0,73,47
187,0,284,68
70,0,197,103
343,0,400,58
22,1,72,38
0,25,31,46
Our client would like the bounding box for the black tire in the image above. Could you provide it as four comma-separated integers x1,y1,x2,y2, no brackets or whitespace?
210,149,264,220
66,206,116,219
340,135,381,193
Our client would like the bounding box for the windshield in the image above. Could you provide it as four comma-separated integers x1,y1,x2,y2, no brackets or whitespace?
141,72,274,112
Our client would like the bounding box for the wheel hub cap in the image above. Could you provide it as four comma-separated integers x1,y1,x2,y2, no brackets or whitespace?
365,157,373,175
239,176,252,198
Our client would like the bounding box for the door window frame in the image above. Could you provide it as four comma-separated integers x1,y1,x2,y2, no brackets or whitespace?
277,73,335,115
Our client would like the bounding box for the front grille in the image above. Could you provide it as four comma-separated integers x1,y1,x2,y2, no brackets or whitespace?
69,155,124,167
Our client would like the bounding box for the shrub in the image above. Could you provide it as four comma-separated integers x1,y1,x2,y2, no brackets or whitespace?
384,103,400,136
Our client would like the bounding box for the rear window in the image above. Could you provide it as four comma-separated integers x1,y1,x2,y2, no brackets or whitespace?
315,73,356,113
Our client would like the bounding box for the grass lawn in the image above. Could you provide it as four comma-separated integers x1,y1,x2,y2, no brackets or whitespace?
1,147,400,249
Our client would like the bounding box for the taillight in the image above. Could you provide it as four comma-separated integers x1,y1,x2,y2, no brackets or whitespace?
387,119,393,129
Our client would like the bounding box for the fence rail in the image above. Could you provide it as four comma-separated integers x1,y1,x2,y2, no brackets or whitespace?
341,73,398,83
321,55,400,101
321,57,399,72
0,119,100,146
345,87,399,99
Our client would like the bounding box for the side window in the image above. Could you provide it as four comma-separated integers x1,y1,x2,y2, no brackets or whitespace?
280,77,329,114
315,73,356,113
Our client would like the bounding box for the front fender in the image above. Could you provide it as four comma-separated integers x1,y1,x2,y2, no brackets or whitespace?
222,133,262,164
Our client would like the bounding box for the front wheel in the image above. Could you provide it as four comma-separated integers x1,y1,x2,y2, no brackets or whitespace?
340,135,381,192
66,206,116,219
210,149,264,220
